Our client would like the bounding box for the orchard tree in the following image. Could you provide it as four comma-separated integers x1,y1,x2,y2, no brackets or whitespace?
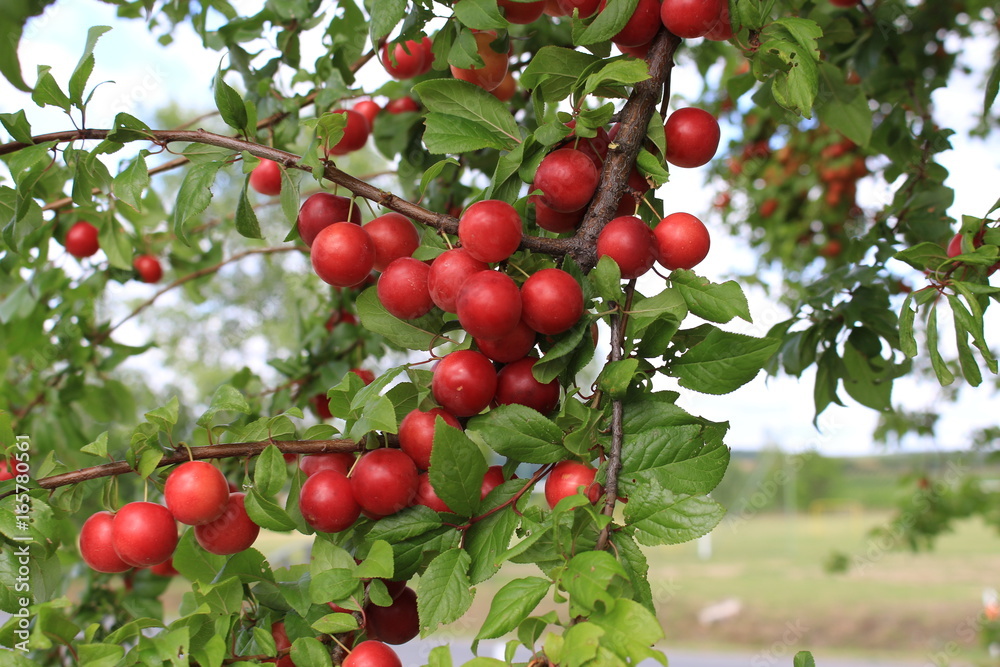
0,0,997,665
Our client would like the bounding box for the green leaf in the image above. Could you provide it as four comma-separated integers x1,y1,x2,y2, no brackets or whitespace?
69,26,111,106
414,80,521,153
365,505,444,543
816,66,873,146
32,66,71,111
623,481,725,546
113,150,150,212
985,56,1000,116
173,530,225,583
794,651,817,667
136,448,163,479
427,645,455,667
245,489,297,531
214,65,249,134
610,532,654,612
0,110,33,144
582,58,649,97
562,551,629,614
587,598,667,665
467,404,568,463
576,0,639,44
670,328,780,395
310,568,362,605
355,540,395,579
370,0,407,42
236,180,263,239
454,0,508,30
671,270,751,324
898,291,917,358
418,548,474,636
596,359,638,399
520,46,600,102
312,613,360,635
476,576,551,640
893,242,947,272
0,1,57,92
465,482,524,584
172,161,224,244
841,342,894,411
80,431,109,458
420,158,461,197
290,637,332,667
592,255,625,304
429,421,489,517
254,445,288,497
357,287,446,350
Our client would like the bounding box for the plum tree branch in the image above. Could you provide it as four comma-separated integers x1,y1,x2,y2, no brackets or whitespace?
16,439,363,497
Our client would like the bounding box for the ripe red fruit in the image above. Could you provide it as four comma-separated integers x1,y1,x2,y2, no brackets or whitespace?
343,641,402,667
829,0,859,7
556,0,601,17
0,459,13,481
616,39,652,58
432,350,498,417
354,99,382,127
414,472,452,512
458,199,523,263
377,257,434,320
481,465,507,498
534,199,585,234
475,318,537,363
704,3,734,40
349,449,419,518
112,502,178,568
428,248,490,313
533,148,600,213
385,96,420,114
300,469,362,533
596,216,657,279
399,407,463,470
498,0,546,23
65,221,100,258
365,586,419,645
520,269,584,336
449,31,509,92
269,621,294,667
664,107,721,168
381,40,427,79
300,452,356,477
545,460,602,508
364,213,421,272
611,0,662,46
327,109,370,156
660,0,724,38
490,71,518,102
164,461,231,526
80,511,132,573
149,557,179,577
456,270,523,340
947,232,966,257
194,492,261,555
311,222,376,287
653,212,711,270
312,393,334,420
249,158,282,196
352,368,376,385
133,254,164,283
297,193,361,247
495,357,560,414
562,124,611,169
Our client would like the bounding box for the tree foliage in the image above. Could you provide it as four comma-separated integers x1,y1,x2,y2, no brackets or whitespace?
0,0,997,664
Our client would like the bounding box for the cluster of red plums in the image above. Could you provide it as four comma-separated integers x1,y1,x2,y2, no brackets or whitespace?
62,220,164,283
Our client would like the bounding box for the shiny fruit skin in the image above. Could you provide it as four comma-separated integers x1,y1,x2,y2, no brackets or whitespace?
354,99,382,127
480,465,507,499
399,407,462,470
133,254,164,283
112,501,178,568
385,96,420,114
499,0,546,23
297,193,361,247
300,452,356,477
664,107,721,168
270,621,294,667
533,198,585,233
365,587,420,645
65,221,100,258
349,449,419,518
545,460,602,508
490,70,518,101
456,270,523,340
194,492,261,555
520,268,585,336
612,0,662,46
300,469,362,533
428,248,489,313
311,222,376,287
326,109,370,155
533,148,600,213
249,159,282,196
653,212,711,270
343,641,402,667
80,511,131,573
556,0,601,17
475,318,537,363
381,40,426,79
365,213,421,272
449,31,509,92
432,350,498,417
149,557,179,577
660,0,724,38
414,472,452,512
164,461,230,526
596,216,656,279
377,257,434,320
494,357,560,414
458,199,523,263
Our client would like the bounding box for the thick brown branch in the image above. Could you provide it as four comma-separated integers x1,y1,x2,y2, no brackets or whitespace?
572,28,681,271
29,439,362,493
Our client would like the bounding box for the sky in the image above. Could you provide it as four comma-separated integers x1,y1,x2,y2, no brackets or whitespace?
2,1,999,455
